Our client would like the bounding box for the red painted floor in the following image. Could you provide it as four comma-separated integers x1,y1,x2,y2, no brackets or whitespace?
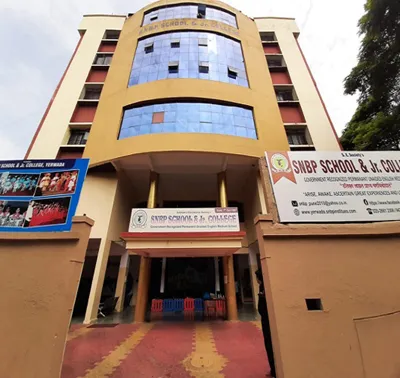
62,321,269,378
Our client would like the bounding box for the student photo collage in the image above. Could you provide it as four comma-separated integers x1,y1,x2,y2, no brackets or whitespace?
0,169,79,228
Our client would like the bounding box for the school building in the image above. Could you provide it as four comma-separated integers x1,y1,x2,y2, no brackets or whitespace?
23,1,400,376
25,0,340,324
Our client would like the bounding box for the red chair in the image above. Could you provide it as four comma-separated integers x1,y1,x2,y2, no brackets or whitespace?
216,299,226,319
204,300,217,319
184,298,195,311
184,298,195,321
150,299,163,321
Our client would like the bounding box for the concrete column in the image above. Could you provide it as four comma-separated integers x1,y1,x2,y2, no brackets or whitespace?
160,257,167,293
134,171,158,322
115,251,130,312
214,257,220,293
248,245,259,310
218,171,238,321
84,238,112,324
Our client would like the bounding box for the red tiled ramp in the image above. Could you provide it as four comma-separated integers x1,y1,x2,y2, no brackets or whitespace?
111,322,193,378
212,321,268,378
61,324,140,378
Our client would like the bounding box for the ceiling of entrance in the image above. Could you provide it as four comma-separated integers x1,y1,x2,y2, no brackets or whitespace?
114,152,260,201
115,151,258,174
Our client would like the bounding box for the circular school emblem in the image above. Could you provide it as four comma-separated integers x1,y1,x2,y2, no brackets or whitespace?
271,153,290,172
131,210,147,228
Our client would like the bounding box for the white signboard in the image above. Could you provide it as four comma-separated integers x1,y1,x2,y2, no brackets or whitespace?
265,151,400,222
128,207,240,232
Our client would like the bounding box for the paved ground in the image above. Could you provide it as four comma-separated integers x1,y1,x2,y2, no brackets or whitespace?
62,321,271,378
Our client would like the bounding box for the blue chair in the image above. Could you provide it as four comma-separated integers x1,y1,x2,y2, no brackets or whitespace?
174,298,184,312
194,298,203,311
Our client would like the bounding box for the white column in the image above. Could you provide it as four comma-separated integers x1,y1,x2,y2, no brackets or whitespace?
214,257,220,293
160,257,167,293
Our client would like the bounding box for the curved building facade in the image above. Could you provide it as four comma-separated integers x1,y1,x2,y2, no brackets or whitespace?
25,0,341,348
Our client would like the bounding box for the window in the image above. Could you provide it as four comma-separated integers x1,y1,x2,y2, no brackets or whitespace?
276,90,294,101
152,112,164,124
119,102,257,140
286,129,308,145
260,32,276,42
198,38,208,47
199,62,209,73
104,30,120,40
198,4,206,18
94,54,112,65
83,87,101,100
68,131,89,145
129,31,248,87
171,39,180,48
144,42,154,53
267,56,283,67
150,13,158,22
228,66,238,79
168,61,179,74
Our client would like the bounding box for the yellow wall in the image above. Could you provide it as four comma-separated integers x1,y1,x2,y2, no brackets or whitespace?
84,0,290,166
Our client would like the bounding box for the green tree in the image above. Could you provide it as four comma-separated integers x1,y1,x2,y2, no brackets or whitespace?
341,0,400,150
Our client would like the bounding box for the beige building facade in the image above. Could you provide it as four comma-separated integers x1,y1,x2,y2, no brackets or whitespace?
23,2,400,378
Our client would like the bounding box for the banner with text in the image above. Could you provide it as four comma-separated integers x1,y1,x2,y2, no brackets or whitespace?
265,151,400,222
129,207,240,232
0,159,89,232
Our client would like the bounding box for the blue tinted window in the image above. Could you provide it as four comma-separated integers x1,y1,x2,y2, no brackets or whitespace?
129,31,248,87
143,5,237,28
119,102,256,140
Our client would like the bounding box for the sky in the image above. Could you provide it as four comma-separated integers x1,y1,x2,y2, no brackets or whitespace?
0,0,365,160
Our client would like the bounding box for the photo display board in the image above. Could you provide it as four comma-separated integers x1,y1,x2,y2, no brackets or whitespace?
0,159,89,232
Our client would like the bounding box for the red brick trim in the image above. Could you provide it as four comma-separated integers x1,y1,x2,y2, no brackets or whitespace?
24,32,85,159
121,231,246,239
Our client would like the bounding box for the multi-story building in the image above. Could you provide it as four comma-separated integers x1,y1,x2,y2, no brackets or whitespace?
25,0,340,325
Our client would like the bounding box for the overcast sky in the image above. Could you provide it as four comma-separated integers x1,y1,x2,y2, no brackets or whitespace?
0,0,365,160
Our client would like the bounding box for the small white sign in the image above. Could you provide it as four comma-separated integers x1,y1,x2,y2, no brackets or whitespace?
265,151,400,222
128,207,240,232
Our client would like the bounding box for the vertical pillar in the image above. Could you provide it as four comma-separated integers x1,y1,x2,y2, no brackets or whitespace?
115,251,130,312
218,171,238,321
160,257,167,293
134,171,158,322
248,246,259,310
214,257,220,293
84,239,112,324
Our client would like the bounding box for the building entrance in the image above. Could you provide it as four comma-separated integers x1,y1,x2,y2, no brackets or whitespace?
148,257,226,321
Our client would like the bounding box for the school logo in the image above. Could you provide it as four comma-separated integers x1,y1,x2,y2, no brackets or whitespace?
270,153,291,173
131,210,147,229
266,151,297,184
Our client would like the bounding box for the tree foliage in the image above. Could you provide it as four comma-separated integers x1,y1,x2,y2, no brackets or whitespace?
341,0,400,150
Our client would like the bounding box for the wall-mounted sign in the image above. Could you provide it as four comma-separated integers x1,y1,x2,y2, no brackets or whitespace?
139,18,239,37
265,151,400,222
129,207,239,232
0,159,89,232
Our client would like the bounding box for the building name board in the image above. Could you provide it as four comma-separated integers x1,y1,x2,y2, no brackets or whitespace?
265,151,400,222
129,207,240,232
139,18,239,37
0,159,89,232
